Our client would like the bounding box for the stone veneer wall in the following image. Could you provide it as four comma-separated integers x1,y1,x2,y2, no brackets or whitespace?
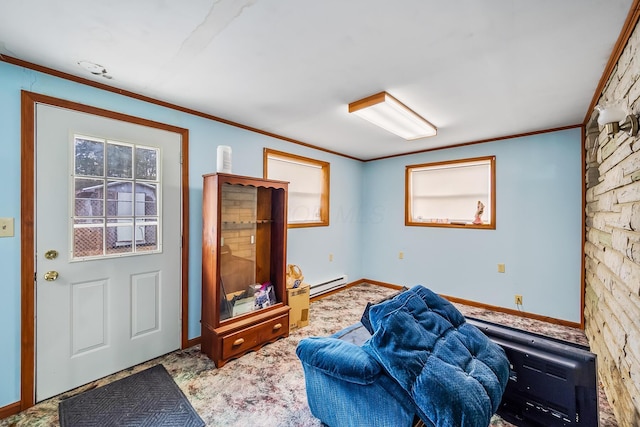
584,16,640,427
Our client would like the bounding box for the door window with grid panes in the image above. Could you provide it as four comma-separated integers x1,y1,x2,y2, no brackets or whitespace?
72,136,161,259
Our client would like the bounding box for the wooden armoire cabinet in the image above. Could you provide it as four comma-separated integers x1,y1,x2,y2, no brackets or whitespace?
201,173,289,367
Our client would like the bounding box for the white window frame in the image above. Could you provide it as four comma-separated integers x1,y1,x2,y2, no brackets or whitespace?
406,156,495,229
264,148,330,228
71,135,162,260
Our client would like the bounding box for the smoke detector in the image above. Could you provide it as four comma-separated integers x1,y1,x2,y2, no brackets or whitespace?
77,60,112,79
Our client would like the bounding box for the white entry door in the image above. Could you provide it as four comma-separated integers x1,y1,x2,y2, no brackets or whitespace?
35,104,182,401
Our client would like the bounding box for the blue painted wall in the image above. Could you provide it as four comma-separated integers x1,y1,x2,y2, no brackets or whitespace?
361,129,583,322
0,62,24,412
0,59,582,408
0,61,363,407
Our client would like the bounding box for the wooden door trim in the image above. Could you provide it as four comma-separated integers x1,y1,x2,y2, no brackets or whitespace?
20,91,191,410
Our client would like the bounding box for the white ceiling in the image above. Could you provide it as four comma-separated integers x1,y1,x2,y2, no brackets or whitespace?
0,0,633,160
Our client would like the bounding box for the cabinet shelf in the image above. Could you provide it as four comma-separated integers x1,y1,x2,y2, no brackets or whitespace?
221,220,274,231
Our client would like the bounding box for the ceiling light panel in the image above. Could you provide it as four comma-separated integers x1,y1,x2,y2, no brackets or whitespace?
349,92,437,140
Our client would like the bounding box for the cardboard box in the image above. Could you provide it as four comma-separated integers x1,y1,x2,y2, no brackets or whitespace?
287,283,310,330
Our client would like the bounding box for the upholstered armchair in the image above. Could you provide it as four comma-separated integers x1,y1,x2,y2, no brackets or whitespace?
296,286,509,427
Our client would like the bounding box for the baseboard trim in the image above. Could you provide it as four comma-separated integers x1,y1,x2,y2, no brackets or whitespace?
360,278,406,291
185,337,201,349
442,293,582,329
308,278,393,302
0,401,21,420
361,279,583,330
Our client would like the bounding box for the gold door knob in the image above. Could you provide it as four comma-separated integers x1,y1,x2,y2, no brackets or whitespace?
44,271,59,281
44,250,59,260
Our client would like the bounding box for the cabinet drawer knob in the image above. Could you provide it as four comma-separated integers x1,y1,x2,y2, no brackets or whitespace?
273,323,282,331
233,338,245,346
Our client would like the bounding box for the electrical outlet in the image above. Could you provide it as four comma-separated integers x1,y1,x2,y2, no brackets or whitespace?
399,251,404,259
515,295,523,305
0,218,14,238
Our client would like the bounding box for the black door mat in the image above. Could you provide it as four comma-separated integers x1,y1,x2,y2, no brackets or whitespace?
58,364,205,427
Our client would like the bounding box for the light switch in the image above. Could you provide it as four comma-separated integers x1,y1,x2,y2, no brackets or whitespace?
0,218,15,237
497,263,505,273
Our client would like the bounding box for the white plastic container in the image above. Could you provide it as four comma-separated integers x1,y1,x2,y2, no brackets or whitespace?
216,145,232,173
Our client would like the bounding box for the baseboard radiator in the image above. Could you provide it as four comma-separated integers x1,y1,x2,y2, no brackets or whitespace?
310,275,348,297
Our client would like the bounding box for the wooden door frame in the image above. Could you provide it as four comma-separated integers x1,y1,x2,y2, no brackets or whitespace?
20,91,192,410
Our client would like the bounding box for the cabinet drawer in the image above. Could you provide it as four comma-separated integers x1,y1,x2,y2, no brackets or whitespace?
221,314,289,360
257,314,289,342
221,328,259,360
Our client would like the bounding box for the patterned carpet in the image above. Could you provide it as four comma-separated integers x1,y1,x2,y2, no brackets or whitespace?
1,283,617,427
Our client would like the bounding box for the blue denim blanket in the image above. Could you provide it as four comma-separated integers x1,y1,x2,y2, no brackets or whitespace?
362,286,509,427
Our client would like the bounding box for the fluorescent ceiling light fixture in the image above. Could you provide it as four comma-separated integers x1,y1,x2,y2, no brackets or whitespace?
348,92,437,140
